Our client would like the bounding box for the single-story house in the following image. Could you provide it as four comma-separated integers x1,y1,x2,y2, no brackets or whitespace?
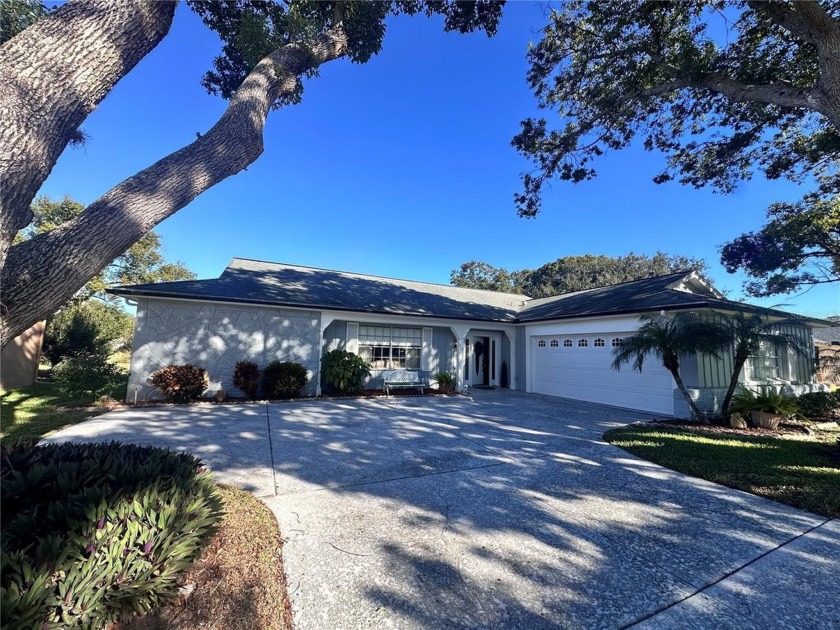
111,258,827,416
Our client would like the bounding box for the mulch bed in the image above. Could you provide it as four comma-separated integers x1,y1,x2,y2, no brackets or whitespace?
119,485,292,630
643,418,836,440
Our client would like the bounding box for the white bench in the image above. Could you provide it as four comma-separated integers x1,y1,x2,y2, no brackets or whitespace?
383,370,425,396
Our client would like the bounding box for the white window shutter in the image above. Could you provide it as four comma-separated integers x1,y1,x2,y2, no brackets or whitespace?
421,327,433,372
346,322,359,354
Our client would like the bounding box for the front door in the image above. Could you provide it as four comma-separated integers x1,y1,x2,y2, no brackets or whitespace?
468,334,501,387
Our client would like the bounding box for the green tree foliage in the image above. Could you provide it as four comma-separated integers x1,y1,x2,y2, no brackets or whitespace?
611,312,731,422
42,301,133,366
188,0,504,105
512,1,839,296
513,1,839,218
451,252,707,298
22,195,196,302
720,196,840,296
0,0,48,44
449,261,525,293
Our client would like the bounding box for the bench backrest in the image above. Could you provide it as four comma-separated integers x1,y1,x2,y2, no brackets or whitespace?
383,370,422,383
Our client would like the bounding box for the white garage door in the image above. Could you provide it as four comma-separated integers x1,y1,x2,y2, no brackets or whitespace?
532,334,674,415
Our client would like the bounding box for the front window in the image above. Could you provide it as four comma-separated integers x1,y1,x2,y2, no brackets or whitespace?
358,326,421,369
748,342,780,380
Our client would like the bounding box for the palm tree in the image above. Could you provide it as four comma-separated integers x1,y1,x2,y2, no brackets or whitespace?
718,311,808,417
611,312,730,423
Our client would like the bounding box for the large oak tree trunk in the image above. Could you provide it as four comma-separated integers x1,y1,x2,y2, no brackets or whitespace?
0,19,349,344
0,0,178,268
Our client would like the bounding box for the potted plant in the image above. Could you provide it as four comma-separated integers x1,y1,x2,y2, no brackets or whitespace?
432,372,456,394
730,387,798,429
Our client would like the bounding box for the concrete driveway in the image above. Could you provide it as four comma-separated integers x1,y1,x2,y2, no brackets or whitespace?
48,390,839,629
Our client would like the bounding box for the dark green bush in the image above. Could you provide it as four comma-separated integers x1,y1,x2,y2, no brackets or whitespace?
149,364,208,403
1,441,222,629
796,391,840,421
232,361,261,399
53,351,126,402
321,350,371,395
262,361,308,399
44,301,134,366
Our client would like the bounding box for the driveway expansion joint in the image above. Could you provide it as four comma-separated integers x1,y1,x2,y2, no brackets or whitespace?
264,401,279,496
621,516,834,629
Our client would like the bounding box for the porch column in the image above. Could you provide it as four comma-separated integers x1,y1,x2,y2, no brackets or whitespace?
315,313,337,396
504,328,516,390
449,324,471,392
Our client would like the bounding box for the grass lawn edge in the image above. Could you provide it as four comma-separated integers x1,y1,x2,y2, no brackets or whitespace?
603,423,840,519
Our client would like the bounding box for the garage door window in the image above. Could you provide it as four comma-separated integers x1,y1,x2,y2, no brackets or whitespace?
538,340,546,347
578,339,588,347
550,339,559,347
594,338,605,347
563,339,573,347
611,338,624,347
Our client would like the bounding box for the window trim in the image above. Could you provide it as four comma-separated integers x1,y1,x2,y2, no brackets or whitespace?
358,325,422,370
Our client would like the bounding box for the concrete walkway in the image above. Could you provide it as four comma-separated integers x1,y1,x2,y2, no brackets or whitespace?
47,390,839,629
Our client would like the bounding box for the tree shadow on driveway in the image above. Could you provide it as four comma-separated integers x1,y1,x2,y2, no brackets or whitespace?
46,391,837,629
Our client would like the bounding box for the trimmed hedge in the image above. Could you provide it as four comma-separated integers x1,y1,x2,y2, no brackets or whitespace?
1,441,222,629
262,361,308,400
149,364,208,403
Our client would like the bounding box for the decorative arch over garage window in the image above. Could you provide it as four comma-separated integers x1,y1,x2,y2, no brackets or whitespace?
612,338,624,347
594,338,605,347
578,339,589,347
538,340,546,347
550,339,559,347
563,339,573,347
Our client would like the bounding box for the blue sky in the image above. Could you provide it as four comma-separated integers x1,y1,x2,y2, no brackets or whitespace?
38,2,837,317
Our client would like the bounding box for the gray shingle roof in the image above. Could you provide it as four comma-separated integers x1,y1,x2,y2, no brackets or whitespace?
814,326,840,344
109,258,823,324
111,258,528,322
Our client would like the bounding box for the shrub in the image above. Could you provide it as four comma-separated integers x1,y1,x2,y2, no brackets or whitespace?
796,391,840,421
1,441,222,629
53,351,126,402
262,361,308,399
432,372,456,392
44,301,134,366
149,364,208,403
232,361,261,400
321,350,371,395
730,387,798,419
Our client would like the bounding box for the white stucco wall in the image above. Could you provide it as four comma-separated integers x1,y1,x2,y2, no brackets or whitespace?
128,299,321,401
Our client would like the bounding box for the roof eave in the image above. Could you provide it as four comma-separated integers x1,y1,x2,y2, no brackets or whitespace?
108,287,518,323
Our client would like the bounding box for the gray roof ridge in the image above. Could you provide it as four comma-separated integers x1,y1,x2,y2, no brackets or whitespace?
228,257,533,301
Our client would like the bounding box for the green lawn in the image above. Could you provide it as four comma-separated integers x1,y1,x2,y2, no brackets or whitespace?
604,425,840,519
1,376,127,444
